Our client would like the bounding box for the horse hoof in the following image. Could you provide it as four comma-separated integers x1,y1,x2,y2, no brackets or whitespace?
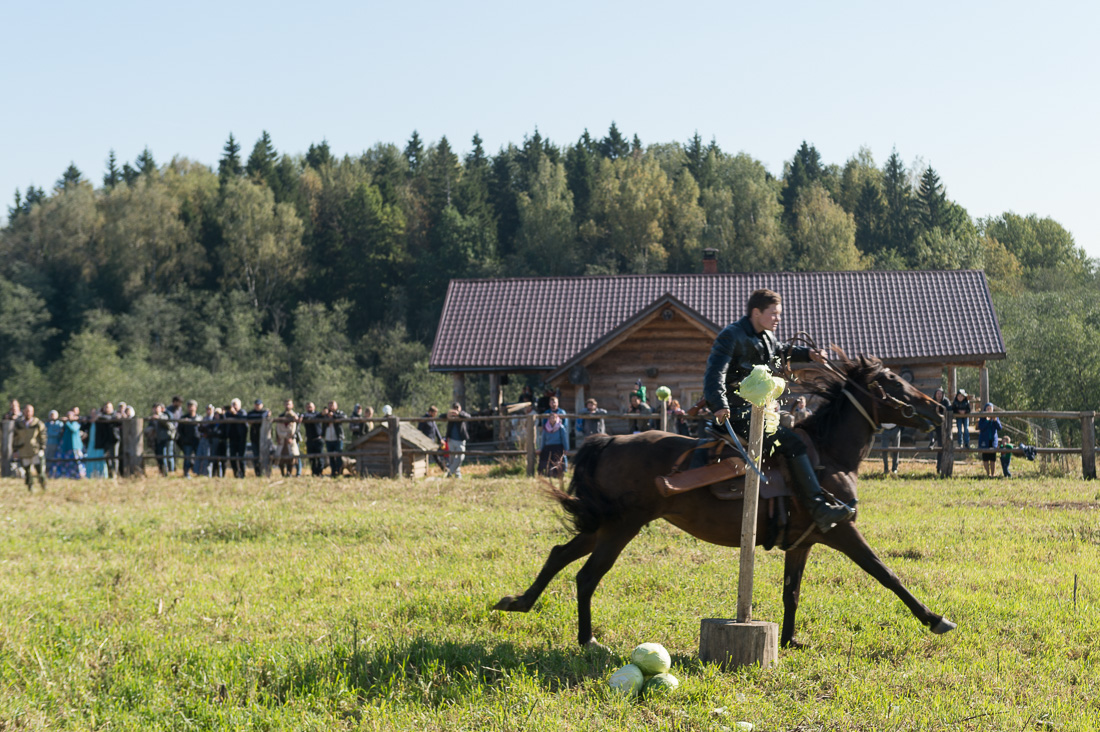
781,637,806,650
493,596,529,612
931,617,957,635
583,637,610,653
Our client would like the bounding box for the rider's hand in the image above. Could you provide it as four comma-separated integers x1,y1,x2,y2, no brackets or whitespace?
714,408,730,424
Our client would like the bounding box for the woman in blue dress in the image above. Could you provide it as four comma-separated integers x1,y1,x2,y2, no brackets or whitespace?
84,410,107,479
56,410,86,479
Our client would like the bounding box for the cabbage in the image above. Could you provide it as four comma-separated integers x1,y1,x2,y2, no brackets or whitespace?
642,672,679,696
655,386,672,402
737,366,786,408
608,664,645,698
630,642,671,675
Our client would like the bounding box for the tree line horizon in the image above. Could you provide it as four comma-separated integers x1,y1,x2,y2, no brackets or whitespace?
2,124,1097,420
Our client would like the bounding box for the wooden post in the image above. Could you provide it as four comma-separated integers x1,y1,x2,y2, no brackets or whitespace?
947,367,957,401
699,404,778,670
940,416,955,478
1082,412,1096,480
0,420,12,478
452,373,466,410
659,399,668,432
526,412,537,477
260,413,272,477
979,364,990,407
489,373,502,446
388,416,402,478
122,418,145,477
737,406,766,622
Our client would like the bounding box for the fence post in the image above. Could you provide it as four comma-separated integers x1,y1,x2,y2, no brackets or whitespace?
388,416,402,478
940,416,954,477
660,400,668,432
1082,412,1096,480
526,412,537,477
122,418,145,477
0,420,12,478
260,414,273,477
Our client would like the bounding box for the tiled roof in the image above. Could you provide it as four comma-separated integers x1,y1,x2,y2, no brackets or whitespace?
429,271,1006,371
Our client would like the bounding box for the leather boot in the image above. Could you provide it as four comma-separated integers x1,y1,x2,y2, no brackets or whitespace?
788,453,854,532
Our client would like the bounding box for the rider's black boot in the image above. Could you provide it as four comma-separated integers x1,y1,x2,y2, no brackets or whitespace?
788,453,854,532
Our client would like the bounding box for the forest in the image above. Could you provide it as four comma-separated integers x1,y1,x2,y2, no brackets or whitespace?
1,124,1097,416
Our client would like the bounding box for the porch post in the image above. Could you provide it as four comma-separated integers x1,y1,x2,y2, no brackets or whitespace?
979,364,989,407
452,373,466,409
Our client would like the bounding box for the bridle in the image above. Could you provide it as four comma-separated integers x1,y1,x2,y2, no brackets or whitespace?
784,333,919,432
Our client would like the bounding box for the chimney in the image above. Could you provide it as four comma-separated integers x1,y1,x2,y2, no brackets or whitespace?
702,248,718,274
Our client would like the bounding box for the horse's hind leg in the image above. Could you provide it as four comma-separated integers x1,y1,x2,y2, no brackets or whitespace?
575,523,643,647
494,532,598,612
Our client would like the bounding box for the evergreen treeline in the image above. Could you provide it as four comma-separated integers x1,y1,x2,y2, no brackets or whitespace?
1,126,1096,415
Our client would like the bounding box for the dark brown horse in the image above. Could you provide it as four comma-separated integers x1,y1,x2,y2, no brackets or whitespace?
495,354,957,648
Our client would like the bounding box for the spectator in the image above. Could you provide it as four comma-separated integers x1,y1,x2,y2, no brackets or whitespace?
350,404,365,440
4,398,22,477
324,400,347,478
952,389,971,449
977,403,1003,478
667,399,691,436
419,405,446,471
177,400,201,478
791,396,813,425
45,410,63,477
275,399,301,477
880,421,902,476
246,399,269,476
146,403,175,476
165,396,183,473
363,406,375,433
543,395,567,431
518,385,535,407
302,401,325,477
537,410,570,477
196,404,216,477
628,391,654,433
578,397,609,440
445,402,471,478
1000,436,1014,478
56,409,86,480
97,401,121,478
209,407,227,478
85,409,108,479
225,398,249,478
928,388,951,449
13,404,47,491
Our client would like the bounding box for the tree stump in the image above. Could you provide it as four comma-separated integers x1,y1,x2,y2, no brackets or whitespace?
699,618,778,670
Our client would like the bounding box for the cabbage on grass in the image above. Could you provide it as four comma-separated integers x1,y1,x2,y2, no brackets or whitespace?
642,672,679,696
630,643,671,675
607,664,645,698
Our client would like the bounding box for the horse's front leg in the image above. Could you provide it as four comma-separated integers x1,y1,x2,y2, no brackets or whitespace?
494,532,597,612
823,523,956,635
781,544,813,648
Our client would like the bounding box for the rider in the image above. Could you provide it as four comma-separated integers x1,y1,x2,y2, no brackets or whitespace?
699,288,855,533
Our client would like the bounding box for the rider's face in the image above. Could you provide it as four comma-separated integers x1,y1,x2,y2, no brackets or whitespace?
750,303,782,333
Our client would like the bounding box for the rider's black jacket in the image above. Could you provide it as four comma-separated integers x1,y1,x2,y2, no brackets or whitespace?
703,315,811,413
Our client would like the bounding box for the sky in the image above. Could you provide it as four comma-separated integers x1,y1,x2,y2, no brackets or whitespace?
3,0,1098,256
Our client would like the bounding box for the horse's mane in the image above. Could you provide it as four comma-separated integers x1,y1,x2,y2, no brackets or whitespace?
795,351,886,437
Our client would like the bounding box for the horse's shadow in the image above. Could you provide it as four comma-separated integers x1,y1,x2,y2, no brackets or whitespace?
278,636,635,704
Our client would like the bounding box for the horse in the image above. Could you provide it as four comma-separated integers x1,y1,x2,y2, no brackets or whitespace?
494,354,957,648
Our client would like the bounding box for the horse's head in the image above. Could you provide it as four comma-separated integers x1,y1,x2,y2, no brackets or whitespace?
836,353,943,433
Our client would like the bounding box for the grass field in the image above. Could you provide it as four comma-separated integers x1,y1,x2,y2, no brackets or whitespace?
1,458,1098,730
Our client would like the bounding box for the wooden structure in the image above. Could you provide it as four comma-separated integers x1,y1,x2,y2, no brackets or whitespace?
429,270,1008,429
353,422,436,478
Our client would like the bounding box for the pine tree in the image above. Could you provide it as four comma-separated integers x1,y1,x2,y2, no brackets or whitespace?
426,136,461,213
599,122,630,160
781,141,823,226
854,178,886,255
246,130,279,186
7,189,23,222
685,132,705,183
917,166,947,231
103,150,122,189
219,134,243,182
56,162,83,191
882,150,914,260
121,163,140,186
404,131,424,175
565,133,598,223
305,139,332,170
631,133,643,156
136,147,157,176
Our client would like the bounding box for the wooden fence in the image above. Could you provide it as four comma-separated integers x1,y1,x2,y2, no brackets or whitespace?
3,407,1096,480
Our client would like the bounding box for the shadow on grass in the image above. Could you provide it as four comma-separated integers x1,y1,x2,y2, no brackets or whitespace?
274,635,620,706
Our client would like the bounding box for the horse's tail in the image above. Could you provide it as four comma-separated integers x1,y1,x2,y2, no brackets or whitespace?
547,434,616,536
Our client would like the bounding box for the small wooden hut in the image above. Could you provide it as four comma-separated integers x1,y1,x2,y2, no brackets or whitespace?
352,423,438,478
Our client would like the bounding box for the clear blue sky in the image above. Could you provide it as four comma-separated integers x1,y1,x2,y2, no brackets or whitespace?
3,0,1098,257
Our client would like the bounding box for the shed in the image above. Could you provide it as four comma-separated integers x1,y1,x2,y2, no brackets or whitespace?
352,423,438,478
429,270,1007,422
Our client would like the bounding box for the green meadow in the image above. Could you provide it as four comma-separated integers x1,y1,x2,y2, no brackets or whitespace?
1,459,1098,730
